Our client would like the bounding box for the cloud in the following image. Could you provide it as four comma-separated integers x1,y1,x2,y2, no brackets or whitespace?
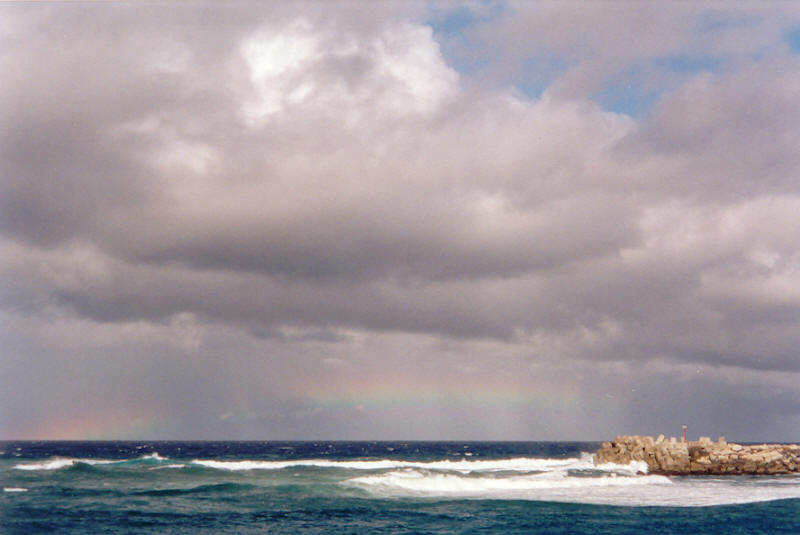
459,2,800,104
625,57,800,200
2,2,800,439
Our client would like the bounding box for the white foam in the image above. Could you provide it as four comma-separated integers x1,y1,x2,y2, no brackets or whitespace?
346,468,671,494
344,468,800,507
13,458,80,471
150,463,187,470
593,460,650,475
4,487,29,492
12,453,167,471
191,456,585,472
139,452,168,461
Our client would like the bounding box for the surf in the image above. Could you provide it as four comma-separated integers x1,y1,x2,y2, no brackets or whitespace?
343,467,800,507
12,452,169,471
189,456,587,472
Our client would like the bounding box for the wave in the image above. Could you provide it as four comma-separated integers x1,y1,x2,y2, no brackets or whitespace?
127,452,168,463
13,458,110,471
592,460,650,475
135,482,256,496
4,487,29,492
12,452,611,476
149,463,188,470
345,467,671,494
343,468,800,507
190,456,588,473
12,453,168,471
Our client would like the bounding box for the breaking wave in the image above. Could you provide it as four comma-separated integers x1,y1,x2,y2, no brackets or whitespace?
345,467,671,494
13,453,167,471
190,456,588,472
342,462,800,507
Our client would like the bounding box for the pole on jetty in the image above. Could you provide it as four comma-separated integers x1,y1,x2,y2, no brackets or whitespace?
682,424,687,443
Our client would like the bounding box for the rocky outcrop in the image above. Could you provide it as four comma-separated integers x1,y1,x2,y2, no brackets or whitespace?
594,435,800,475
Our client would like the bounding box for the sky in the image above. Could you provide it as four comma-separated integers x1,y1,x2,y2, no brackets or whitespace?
2,1,800,442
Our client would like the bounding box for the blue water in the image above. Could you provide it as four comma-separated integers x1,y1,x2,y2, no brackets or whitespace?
2,441,799,534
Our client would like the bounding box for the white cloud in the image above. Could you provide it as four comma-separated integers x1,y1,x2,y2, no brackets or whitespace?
241,18,458,124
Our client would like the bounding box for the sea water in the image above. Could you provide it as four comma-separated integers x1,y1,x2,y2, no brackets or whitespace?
2,441,799,534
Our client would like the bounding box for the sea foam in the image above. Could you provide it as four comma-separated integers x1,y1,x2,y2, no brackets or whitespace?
345,468,672,495
191,456,584,472
343,465,800,506
13,458,98,471
13,453,168,471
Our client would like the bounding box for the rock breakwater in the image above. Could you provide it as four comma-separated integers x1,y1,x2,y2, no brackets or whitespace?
594,435,800,475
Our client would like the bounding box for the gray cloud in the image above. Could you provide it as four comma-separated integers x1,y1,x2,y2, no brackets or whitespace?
2,2,799,440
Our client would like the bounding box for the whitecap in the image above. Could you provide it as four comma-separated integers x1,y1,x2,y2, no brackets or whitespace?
138,453,168,461
592,459,650,475
13,454,162,471
345,467,671,495
13,458,78,471
150,463,187,470
191,456,587,473
4,487,29,493
344,468,800,507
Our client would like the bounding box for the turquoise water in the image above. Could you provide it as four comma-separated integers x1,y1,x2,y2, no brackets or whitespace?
2,441,799,534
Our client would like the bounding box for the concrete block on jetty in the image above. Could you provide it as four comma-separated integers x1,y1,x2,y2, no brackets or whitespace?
594,435,800,475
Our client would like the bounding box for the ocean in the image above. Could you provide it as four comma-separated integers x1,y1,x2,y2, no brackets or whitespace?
2,441,799,534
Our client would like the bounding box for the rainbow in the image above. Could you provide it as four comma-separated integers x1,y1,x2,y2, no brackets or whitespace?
290,368,584,411
12,406,166,440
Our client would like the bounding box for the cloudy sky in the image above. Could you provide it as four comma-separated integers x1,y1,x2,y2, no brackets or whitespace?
2,1,800,441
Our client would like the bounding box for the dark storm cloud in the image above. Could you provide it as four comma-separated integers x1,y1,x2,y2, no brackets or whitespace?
2,2,800,439
0,3,244,245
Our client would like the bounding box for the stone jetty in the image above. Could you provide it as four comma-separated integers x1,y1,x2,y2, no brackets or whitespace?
594,435,800,475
